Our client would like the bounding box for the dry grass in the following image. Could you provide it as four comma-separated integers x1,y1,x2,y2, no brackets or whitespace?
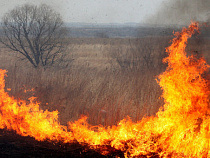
0,36,209,126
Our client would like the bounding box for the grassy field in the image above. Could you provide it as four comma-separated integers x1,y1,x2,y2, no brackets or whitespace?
0,35,209,126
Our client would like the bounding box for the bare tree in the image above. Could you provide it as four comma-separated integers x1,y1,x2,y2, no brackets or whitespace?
0,4,67,68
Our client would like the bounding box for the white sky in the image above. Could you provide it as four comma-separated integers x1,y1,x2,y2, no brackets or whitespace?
0,0,167,24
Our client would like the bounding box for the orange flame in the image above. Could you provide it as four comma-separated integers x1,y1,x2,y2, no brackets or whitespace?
0,70,73,142
0,22,209,157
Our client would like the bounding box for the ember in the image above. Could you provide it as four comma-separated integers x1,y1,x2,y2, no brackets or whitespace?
0,22,209,157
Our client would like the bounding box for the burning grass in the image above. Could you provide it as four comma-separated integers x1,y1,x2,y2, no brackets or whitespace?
0,22,210,157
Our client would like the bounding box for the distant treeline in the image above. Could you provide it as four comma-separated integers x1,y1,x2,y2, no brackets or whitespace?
64,25,210,38
0,24,209,38
66,26,177,38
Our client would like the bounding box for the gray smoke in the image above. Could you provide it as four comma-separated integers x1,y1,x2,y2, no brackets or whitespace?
147,0,210,26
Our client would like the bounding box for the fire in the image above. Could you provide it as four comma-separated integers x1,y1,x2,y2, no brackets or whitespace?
0,22,209,157
0,70,74,142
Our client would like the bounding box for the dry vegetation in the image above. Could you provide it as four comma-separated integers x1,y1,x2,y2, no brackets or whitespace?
0,35,209,126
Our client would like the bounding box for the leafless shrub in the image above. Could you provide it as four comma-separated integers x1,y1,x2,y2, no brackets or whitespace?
0,4,68,68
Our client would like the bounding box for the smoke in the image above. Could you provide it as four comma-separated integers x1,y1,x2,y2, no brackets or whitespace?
146,0,210,26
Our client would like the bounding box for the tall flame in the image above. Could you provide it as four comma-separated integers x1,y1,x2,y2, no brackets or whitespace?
0,22,209,157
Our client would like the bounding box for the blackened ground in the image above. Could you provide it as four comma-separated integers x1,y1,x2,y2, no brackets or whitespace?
0,129,125,158
0,129,161,158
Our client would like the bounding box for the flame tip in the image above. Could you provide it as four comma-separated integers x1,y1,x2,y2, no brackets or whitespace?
1,22,210,157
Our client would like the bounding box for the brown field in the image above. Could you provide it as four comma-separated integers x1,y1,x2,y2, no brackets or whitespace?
0,35,209,126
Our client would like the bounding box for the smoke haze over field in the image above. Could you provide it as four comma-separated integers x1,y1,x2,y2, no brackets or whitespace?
0,0,209,25
147,0,210,26
0,0,164,24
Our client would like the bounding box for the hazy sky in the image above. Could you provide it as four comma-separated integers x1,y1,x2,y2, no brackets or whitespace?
0,0,167,24
147,0,210,25
1,0,209,25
